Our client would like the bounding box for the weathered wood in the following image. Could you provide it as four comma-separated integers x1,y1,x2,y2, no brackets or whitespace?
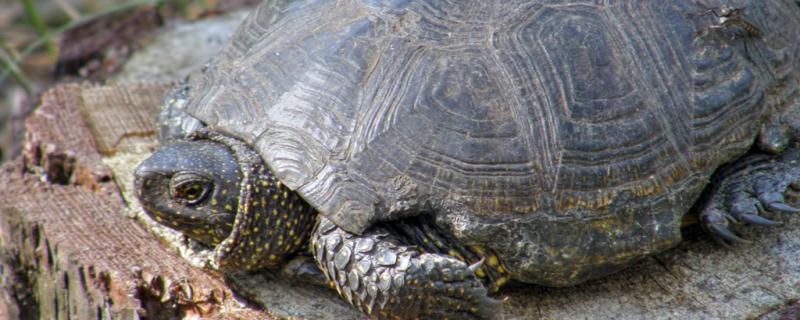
0,257,21,320
77,83,164,155
0,84,267,320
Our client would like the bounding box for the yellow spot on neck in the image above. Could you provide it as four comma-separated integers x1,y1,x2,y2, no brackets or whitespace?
494,276,509,289
487,255,499,267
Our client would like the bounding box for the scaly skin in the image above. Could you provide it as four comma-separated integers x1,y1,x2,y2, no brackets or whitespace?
193,130,317,269
134,131,507,319
373,215,510,293
313,217,500,320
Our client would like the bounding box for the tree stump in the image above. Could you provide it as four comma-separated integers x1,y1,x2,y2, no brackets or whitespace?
0,83,267,319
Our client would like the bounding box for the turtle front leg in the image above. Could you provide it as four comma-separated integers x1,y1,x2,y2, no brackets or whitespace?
700,147,800,243
312,217,500,320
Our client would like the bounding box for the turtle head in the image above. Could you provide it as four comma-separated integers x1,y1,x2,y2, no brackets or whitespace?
134,129,317,270
134,139,240,246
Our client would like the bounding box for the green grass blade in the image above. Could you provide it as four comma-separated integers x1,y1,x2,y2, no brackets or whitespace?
0,0,167,91
0,56,33,95
20,0,57,58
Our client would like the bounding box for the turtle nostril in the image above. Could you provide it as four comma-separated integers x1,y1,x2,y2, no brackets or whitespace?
133,167,161,198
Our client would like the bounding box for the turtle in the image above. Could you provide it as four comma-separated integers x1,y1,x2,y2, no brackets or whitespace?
133,0,800,319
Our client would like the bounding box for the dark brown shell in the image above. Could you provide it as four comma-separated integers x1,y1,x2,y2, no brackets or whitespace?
182,0,800,285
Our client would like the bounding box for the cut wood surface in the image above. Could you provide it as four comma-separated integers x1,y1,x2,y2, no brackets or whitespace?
2,80,799,319
0,84,267,320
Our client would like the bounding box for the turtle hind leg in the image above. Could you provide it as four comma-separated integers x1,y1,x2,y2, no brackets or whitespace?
312,217,500,320
700,147,800,244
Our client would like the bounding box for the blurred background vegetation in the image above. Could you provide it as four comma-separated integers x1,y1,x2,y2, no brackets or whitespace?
0,0,241,163
0,0,220,96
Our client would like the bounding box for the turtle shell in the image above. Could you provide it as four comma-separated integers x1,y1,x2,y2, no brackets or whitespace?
180,0,800,285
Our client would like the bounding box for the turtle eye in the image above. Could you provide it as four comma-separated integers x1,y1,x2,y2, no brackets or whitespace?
169,172,212,205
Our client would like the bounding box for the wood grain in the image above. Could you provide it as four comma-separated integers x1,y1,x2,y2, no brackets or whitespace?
1,83,268,320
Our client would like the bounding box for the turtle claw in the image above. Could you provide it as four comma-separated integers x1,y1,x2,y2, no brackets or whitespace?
468,258,485,274
739,213,781,226
702,210,750,244
699,149,800,244
765,201,800,214
707,223,749,244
